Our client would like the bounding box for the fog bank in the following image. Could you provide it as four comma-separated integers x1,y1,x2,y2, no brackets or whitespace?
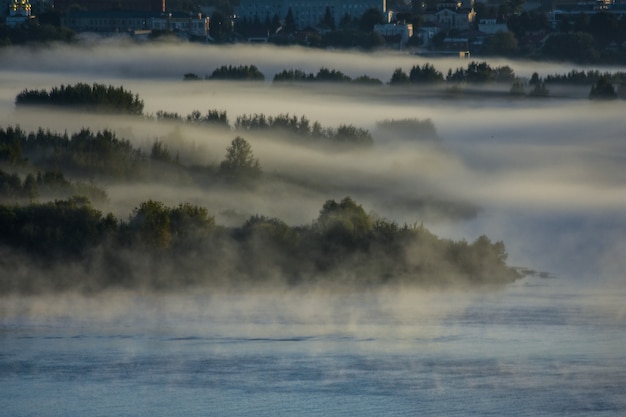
1,42,625,287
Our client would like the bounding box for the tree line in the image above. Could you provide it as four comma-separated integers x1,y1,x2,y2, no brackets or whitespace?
13,83,375,148
0,126,261,186
0,196,524,294
1,117,440,199
15,83,144,115
183,61,626,85
182,63,626,99
0,168,107,205
153,110,375,148
0,22,75,47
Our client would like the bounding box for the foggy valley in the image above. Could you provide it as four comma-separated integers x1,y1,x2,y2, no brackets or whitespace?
1,41,625,286
1,39,625,417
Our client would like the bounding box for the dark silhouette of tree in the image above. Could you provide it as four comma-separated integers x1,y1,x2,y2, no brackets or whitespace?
339,13,353,28
529,72,541,85
150,141,174,163
409,63,444,83
389,68,410,85
208,65,265,81
529,82,549,97
510,79,525,96
0,194,524,292
284,8,297,33
273,69,315,82
588,11,619,47
183,73,201,81
446,62,516,83
507,11,551,41
316,67,351,82
542,32,599,64
482,31,519,56
358,8,385,32
353,75,383,85
129,200,172,249
209,10,232,40
15,83,144,115
322,6,336,30
589,76,617,100
219,136,262,180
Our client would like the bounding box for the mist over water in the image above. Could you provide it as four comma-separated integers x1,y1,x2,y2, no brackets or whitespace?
3,42,624,283
1,281,625,416
1,42,625,415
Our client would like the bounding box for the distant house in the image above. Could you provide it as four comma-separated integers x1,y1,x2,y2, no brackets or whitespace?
236,0,386,31
53,0,165,13
62,10,209,38
442,36,469,51
374,22,413,47
417,25,440,47
477,18,507,34
421,1,476,32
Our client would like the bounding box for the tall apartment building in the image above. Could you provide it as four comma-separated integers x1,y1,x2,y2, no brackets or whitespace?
53,0,165,13
236,0,387,30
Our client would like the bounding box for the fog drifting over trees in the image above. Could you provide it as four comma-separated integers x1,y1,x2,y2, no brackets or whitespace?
0,41,625,290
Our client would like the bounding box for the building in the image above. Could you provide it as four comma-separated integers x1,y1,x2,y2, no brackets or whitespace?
236,0,386,31
374,22,412,47
53,0,165,13
477,18,508,34
5,0,36,26
421,2,476,32
62,9,209,37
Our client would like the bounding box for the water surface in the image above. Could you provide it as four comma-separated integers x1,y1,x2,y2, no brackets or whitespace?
1,279,625,416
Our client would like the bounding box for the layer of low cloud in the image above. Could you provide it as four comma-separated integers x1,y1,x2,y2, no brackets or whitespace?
1,42,624,286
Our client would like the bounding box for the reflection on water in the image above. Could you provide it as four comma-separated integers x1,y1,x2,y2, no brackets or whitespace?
1,278,625,417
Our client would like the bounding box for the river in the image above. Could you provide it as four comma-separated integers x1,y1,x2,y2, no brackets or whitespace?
1,277,624,416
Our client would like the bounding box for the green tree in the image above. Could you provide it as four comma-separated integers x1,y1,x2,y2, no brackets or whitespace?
542,32,599,63
129,200,172,249
315,197,373,250
482,31,519,56
219,136,262,179
169,203,215,245
150,140,174,163
358,8,385,32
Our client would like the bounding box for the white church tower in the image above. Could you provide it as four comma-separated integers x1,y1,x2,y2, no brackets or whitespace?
6,0,35,27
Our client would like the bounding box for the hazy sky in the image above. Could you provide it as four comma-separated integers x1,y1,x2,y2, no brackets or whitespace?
1,41,624,287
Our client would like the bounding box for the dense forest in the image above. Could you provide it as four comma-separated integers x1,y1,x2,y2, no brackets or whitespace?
0,112,521,293
0,194,523,294
0,81,539,293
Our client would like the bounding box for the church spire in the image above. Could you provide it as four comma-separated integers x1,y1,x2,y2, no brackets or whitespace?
10,0,32,17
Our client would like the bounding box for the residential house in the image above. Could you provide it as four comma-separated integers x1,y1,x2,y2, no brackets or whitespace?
421,1,476,32
62,9,209,38
236,0,387,31
374,21,412,47
53,0,165,13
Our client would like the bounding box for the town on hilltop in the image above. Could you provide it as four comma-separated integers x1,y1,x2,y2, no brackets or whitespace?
1,0,626,63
